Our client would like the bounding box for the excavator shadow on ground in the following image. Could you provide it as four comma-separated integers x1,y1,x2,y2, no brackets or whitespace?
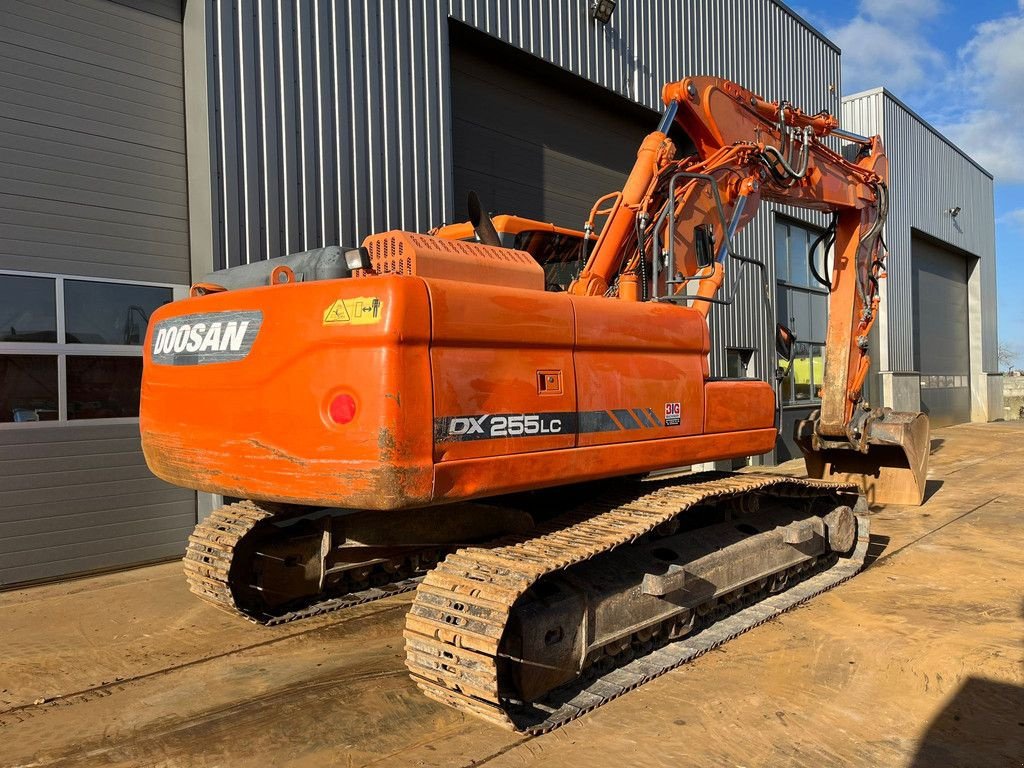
908,675,1024,767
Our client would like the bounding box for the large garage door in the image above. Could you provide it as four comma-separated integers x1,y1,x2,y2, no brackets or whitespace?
0,0,192,587
912,236,971,427
450,27,654,229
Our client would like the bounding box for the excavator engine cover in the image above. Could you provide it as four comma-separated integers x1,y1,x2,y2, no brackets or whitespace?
795,409,930,506
359,230,544,291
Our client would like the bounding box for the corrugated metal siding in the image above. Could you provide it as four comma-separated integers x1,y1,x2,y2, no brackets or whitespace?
841,90,997,373
0,424,195,586
0,0,188,284
203,0,841,383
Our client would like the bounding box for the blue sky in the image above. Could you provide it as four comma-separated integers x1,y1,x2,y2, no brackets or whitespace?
794,0,1024,365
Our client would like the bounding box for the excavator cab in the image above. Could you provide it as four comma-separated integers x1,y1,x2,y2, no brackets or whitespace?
433,212,594,292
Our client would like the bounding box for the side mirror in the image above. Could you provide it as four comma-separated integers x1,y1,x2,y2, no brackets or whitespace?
694,225,715,269
776,322,796,361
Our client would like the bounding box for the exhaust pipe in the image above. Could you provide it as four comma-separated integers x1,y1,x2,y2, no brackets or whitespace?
467,191,502,247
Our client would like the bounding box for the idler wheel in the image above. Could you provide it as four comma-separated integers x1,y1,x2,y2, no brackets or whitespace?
823,505,856,554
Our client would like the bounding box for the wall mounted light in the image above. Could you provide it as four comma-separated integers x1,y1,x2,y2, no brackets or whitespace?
590,0,616,24
946,206,961,218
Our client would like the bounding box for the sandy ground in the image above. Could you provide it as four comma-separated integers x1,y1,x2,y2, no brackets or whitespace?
1,422,1022,768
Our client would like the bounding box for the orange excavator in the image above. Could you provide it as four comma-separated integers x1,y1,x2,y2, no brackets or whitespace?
140,76,929,731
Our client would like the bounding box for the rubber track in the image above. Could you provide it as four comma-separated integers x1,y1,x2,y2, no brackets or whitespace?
183,501,423,626
403,472,866,733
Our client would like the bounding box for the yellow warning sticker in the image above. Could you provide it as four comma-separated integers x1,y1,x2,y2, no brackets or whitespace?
323,297,383,326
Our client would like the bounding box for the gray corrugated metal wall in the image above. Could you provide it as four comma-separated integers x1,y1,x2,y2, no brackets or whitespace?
197,0,842,382
0,0,194,587
841,89,997,376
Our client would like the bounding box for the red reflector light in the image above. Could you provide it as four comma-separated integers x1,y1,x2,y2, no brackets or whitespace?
329,394,357,424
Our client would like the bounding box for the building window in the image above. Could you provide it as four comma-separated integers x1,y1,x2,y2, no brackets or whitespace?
0,355,59,422
64,280,174,346
779,341,825,403
0,274,58,343
67,356,145,420
775,217,828,405
0,271,179,425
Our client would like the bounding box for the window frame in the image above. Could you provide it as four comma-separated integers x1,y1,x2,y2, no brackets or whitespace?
782,340,826,405
0,269,188,429
774,216,831,295
774,215,830,408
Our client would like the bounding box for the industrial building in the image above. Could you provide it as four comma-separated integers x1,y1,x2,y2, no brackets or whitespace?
0,0,999,585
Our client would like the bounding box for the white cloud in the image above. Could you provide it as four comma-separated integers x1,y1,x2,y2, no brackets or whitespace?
998,209,1024,231
820,2,1024,181
939,12,1024,182
958,16,1024,104
827,1,946,95
942,110,1024,182
830,19,945,94
860,0,944,22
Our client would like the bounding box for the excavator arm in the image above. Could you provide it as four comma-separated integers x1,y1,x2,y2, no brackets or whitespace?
570,76,929,505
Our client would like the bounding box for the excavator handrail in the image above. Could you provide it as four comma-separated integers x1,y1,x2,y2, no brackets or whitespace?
649,169,733,300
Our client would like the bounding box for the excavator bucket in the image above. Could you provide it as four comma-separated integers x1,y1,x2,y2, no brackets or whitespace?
795,410,931,506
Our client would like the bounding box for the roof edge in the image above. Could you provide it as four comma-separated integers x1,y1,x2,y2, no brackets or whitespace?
769,0,841,54
841,88,994,180
842,86,885,101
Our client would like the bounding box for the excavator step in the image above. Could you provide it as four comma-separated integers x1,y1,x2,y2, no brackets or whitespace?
404,472,869,733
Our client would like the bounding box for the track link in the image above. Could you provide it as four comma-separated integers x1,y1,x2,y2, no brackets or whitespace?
183,502,425,626
183,501,271,612
404,472,868,732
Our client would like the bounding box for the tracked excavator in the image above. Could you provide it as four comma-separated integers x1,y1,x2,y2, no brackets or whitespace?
140,76,930,731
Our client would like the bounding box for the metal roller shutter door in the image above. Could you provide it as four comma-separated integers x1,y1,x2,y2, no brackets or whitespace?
912,236,972,427
0,0,192,587
450,29,654,229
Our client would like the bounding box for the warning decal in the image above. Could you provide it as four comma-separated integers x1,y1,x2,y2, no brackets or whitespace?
323,297,383,326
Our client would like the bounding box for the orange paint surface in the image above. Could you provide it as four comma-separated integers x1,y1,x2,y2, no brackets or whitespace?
141,267,773,509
